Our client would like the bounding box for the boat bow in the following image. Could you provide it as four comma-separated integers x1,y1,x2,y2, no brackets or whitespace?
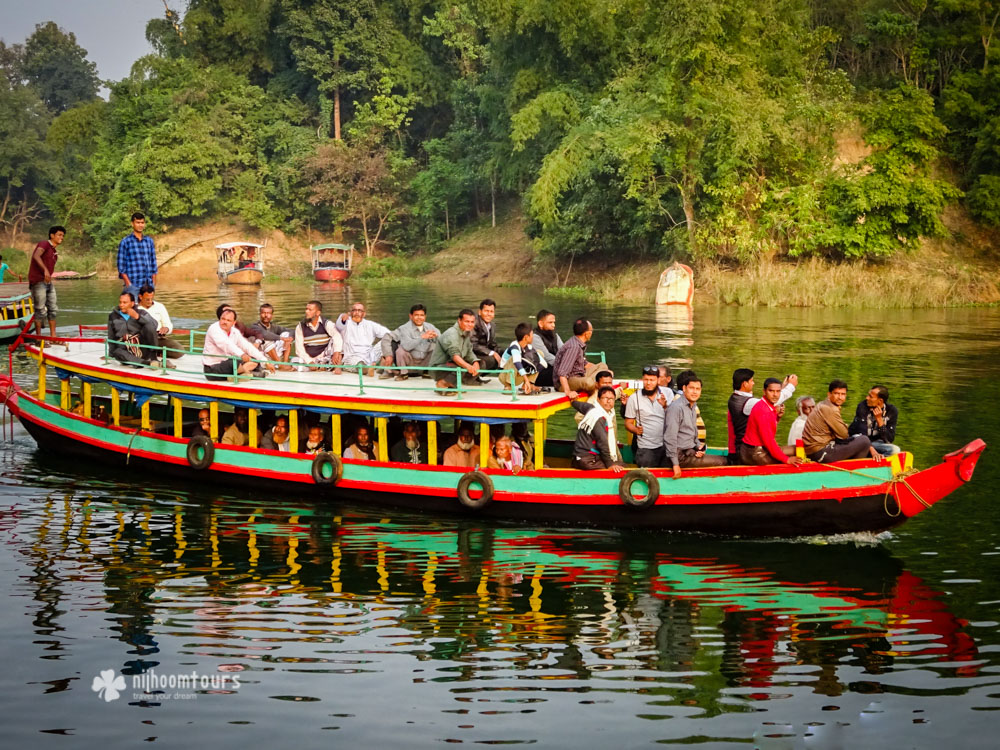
893,439,986,517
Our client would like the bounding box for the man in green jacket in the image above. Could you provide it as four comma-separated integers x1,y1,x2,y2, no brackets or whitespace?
430,309,481,394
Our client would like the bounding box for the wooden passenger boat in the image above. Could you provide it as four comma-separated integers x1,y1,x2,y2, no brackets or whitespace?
0,283,34,343
216,242,264,285
311,242,353,282
0,331,985,537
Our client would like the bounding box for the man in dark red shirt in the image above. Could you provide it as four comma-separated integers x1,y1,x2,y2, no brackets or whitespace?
741,378,806,467
29,225,65,337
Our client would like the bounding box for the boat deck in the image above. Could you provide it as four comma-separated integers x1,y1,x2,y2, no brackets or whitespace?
31,339,570,420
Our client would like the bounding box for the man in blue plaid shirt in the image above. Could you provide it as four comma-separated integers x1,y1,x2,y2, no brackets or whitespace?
117,212,157,296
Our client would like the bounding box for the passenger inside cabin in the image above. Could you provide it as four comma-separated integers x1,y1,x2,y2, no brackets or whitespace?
262,415,291,451
443,423,478,468
849,385,900,456
221,407,261,447
488,434,533,473
390,421,428,464
343,425,378,461
510,422,534,466
571,386,626,473
302,425,328,455
191,408,212,439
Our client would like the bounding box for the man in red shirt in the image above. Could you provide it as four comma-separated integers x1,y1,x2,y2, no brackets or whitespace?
741,378,805,466
29,225,65,337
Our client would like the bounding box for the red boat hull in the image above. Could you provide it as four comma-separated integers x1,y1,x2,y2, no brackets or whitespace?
314,268,351,282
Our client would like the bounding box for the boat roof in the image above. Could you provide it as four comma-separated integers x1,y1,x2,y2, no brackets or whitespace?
312,243,354,251
216,242,264,249
32,339,570,422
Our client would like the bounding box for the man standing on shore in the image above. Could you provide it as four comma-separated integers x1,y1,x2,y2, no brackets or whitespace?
117,212,157,297
29,225,65,338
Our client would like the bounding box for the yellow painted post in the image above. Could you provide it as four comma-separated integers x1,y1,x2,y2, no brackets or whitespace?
172,398,182,438
330,414,341,456
111,387,120,426
60,380,70,410
37,361,47,400
534,418,545,469
248,409,258,448
376,417,388,462
141,401,150,431
479,423,490,469
82,382,92,418
289,410,298,452
209,402,219,441
427,420,437,465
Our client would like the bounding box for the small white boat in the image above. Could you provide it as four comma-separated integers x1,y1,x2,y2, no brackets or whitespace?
655,262,694,305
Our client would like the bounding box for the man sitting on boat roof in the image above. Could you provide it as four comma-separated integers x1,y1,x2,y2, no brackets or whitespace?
472,299,502,374
137,285,184,360
294,300,343,372
335,302,389,372
571,386,626,473
379,303,440,381
498,323,543,396
107,291,173,369
203,304,274,381
251,303,294,371
553,317,610,401
532,309,563,388
390,422,428,464
429,309,483,395
802,380,880,463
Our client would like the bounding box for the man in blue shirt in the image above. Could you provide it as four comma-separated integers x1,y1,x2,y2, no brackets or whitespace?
0,254,21,283
117,212,157,296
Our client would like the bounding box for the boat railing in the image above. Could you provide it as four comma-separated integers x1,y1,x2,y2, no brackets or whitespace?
0,294,33,320
95,335,536,401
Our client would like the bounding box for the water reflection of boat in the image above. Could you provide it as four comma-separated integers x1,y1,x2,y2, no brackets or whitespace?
653,304,694,349
0,329,986,537
19,492,978,695
216,241,264,285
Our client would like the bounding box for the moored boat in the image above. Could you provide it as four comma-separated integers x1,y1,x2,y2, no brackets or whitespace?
311,242,354,282
655,261,694,305
0,330,984,536
216,241,264,284
0,283,34,343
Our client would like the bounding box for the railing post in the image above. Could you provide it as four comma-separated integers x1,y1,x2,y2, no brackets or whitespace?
358,366,365,395
427,420,437,465
82,382,92,419
534,419,545,469
330,414,341,456
479,422,490,469
289,409,298,452
111,387,120,426
173,397,182,438
248,408,258,448
209,402,219,441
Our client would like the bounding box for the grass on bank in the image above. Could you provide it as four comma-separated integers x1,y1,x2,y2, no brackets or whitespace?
542,249,1000,308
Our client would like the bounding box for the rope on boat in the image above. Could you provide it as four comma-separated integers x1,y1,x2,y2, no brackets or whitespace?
807,461,929,517
125,428,142,465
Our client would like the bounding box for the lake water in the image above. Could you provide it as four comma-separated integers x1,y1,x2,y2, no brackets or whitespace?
1,279,997,747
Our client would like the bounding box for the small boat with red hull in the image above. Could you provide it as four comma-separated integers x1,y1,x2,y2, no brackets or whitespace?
311,243,353,282
0,330,985,537
216,242,264,285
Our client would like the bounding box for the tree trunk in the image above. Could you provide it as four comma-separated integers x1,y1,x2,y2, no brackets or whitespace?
360,205,372,256
679,177,697,254
445,203,450,240
334,85,342,141
562,253,574,286
490,177,496,228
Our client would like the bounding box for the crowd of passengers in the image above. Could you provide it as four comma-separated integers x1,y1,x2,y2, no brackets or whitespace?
106,290,899,476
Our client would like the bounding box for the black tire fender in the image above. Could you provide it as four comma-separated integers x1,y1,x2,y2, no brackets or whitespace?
186,435,215,470
457,471,495,510
619,468,660,509
311,451,342,485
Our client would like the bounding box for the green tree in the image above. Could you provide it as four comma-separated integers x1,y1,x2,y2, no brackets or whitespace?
21,22,99,113
0,77,50,242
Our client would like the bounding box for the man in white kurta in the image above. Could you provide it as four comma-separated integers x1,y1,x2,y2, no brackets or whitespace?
335,302,389,367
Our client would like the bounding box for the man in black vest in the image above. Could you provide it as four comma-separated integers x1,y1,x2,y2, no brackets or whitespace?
727,368,754,464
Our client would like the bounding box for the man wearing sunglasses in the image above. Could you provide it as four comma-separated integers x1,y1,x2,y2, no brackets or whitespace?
624,365,670,467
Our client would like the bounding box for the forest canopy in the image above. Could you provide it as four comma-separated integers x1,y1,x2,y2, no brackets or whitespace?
1,0,998,263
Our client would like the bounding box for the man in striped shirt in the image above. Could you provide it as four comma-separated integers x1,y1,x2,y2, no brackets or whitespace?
294,300,344,371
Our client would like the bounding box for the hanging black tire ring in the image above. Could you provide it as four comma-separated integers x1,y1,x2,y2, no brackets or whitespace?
186,435,215,470
311,451,342,485
457,471,495,510
619,468,660,509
